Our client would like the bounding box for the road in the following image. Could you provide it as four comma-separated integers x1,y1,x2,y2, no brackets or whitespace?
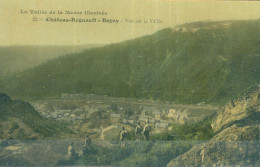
31,97,219,111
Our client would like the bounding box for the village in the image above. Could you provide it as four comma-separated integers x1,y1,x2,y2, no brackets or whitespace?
31,94,217,136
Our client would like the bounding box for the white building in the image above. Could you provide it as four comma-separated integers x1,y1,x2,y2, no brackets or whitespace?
70,114,76,122
168,109,176,118
155,122,168,129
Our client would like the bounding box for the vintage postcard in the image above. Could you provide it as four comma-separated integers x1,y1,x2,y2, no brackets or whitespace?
0,0,259,166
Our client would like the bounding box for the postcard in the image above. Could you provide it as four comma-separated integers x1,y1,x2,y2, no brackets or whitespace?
0,0,259,166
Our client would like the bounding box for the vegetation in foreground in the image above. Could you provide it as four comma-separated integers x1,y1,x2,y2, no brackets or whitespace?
152,114,215,141
0,93,73,139
57,115,215,167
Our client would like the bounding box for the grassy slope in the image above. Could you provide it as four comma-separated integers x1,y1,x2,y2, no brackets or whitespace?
57,114,215,167
1,20,260,104
0,93,72,139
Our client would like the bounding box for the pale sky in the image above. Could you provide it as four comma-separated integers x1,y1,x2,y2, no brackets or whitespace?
1,0,260,46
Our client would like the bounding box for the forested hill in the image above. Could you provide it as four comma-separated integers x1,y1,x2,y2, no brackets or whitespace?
0,45,102,77
1,20,260,104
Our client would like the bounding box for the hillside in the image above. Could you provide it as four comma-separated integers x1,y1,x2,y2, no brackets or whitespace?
167,85,260,166
0,45,102,77
1,20,260,104
0,93,71,140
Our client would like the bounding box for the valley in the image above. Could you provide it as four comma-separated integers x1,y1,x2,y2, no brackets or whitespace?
0,19,259,166
31,94,217,138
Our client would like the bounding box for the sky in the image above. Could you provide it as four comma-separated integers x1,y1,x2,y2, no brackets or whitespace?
1,0,260,46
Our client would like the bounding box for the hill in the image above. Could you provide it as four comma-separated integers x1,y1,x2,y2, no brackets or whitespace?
0,93,72,140
1,20,260,104
0,45,102,77
167,85,260,166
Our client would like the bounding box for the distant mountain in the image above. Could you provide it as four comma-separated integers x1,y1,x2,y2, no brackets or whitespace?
1,20,260,104
0,45,102,77
167,85,260,166
0,93,71,140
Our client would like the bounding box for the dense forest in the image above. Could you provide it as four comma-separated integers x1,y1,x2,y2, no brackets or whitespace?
1,20,260,104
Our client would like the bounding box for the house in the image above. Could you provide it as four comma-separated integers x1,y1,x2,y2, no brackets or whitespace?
122,119,128,124
152,111,161,119
178,116,188,125
155,122,168,129
90,109,109,119
61,93,69,99
64,113,70,117
128,120,134,124
55,109,71,114
149,119,157,128
141,110,146,116
110,113,122,124
63,117,70,122
138,116,149,126
161,109,166,115
40,111,47,116
74,94,81,98
168,109,176,118
51,112,58,118
75,108,84,113
33,103,46,110
52,114,58,119
76,114,85,120
70,114,76,122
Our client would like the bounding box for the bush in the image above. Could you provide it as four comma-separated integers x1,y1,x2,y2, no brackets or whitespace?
8,122,19,134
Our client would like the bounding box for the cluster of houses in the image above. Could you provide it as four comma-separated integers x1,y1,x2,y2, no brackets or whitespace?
31,100,194,133
109,107,189,130
32,103,87,122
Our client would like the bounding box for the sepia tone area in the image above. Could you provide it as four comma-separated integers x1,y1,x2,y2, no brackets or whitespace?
0,0,259,166
1,0,260,46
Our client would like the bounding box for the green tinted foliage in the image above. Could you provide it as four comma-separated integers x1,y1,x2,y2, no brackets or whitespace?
58,115,215,166
8,122,19,134
170,114,215,141
58,141,197,167
151,114,215,141
1,20,260,104
0,93,72,139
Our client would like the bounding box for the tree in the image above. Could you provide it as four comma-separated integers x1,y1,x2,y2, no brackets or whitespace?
110,103,118,112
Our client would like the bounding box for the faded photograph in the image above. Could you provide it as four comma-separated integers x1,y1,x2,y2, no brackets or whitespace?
0,0,259,166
